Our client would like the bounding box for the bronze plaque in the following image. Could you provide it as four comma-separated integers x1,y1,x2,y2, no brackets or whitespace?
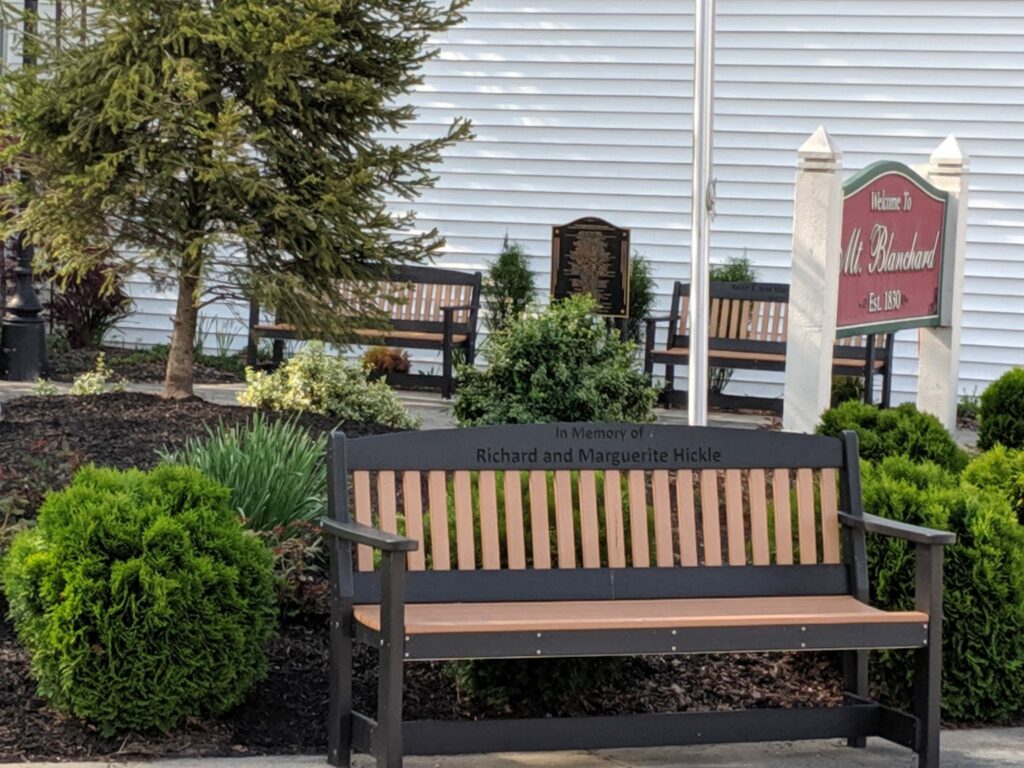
551,217,630,317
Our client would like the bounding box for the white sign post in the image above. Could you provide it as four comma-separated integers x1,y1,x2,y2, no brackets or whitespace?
917,136,970,431
782,127,844,433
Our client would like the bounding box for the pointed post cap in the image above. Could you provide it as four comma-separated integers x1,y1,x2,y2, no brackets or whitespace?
930,134,969,171
798,126,842,171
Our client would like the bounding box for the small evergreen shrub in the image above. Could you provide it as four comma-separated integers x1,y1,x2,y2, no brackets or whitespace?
962,446,1024,524
831,375,864,408
978,368,1024,450
483,237,535,335
239,342,419,430
454,295,658,426
158,414,327,531
861,457,1024,722
626,253,656,343
1,465,276,735
817,401,968,473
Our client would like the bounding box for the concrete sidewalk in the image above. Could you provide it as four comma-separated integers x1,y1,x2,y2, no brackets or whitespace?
20,729,1024,767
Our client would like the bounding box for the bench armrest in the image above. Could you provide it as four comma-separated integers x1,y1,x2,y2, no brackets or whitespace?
441,304,475,312
320,518,419,553
839,511,956,546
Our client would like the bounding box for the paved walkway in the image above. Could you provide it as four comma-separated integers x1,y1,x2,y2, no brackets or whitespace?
20,728,1024,767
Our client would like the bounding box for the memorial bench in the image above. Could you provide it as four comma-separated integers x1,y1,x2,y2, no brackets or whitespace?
246,265,481,397
322,423,953,768
644,281,896,412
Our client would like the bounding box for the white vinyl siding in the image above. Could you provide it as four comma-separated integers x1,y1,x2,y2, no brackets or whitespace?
22,1,1024,400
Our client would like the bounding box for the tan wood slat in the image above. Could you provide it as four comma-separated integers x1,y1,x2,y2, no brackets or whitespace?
737,300,752,339
410,283,426,322
402,471,426,571
675,470,699,567
627,470,651,568
423,282,437,322
478,471,502,570
604,470,627,568
427,471,451,571
749,301,764,341
377,472,398,535
708,298,721,338
699,470,723,567
728,299,742,339
503,471,527,570
352,471,374,572
796,468,818,565
772,469,794,566
679,295,690,334
578,470,602,569
779,303,789,342
453,471,476,570
651,470,674,567
748,469,771,566
553,471,577,568
717,299,732,337
724,469,747,566
765,300,778,342
820,468,841,564
529,471,552,569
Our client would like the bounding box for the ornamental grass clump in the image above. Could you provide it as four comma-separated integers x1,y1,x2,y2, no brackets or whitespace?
159,414,327,531
0,465,276,735
454,295,658,426
978,367,1024,450
239,342,419,430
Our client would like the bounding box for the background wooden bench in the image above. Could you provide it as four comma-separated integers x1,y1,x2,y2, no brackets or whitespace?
323,424,953,768
246,265,481,397
644,281,895,412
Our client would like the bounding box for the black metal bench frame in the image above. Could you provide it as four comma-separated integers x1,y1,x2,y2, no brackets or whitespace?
246,264,482,398
322,424,953,768
644,281,896,413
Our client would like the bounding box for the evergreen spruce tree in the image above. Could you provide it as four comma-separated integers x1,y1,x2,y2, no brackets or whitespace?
0,0,471,397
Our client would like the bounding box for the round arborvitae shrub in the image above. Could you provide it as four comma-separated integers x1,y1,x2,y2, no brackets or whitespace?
1,465,276,735
978,368,1024,450
816,401,968,473
454,295,658,426
483,237,536,335
963,445,1024,524
862,456,1024,723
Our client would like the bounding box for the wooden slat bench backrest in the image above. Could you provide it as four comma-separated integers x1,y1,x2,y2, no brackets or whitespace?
669,281,888,353
332,425,862,602
340,265,481,330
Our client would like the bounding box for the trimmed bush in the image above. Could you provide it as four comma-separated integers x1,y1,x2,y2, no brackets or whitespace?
962,446,1024,524
862,456,1024,723
626,253,656,343
454,295,658,426
1,465,276,734
978,368,1024,450
159,414,327,531
817,401,967,473
483,237,536,335
239,342,419,430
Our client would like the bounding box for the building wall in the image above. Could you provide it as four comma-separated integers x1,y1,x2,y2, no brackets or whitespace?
23,1,1024,399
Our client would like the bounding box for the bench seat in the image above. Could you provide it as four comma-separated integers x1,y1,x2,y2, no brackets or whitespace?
253,324,471,346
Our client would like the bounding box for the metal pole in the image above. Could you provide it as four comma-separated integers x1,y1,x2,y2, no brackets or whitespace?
688,0,716,427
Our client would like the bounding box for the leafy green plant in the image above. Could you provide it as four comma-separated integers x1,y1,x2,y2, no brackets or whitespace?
483,236,535,335
31,378,58,397
817,401,968,473
69,352,125,395
978,368,1024,450
957,388,980,423
239,342,419,430
256,520,329,618
708,254,758,394
1,465,276,735
861,457,1024,722
831,375,864,408
362,346,412,377
626,252,656,343
42,264,134,349
159,414,327,531
455,295,658,426
962,446,1024,524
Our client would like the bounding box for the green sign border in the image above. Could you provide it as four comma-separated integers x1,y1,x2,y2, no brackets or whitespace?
835,160,950,339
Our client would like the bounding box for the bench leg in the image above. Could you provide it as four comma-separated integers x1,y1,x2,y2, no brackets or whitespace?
442,341,454,399
843,650,869,748
376,553,407,768
327,596,354,767
914,544,943,768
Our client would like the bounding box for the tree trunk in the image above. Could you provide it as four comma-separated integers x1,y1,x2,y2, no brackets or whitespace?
163,270,200,399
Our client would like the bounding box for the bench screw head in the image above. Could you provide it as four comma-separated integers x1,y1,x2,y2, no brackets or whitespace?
671,630,677,636
671,646,677,652
537,632,543,638
536,650,542,655
800,642,806,648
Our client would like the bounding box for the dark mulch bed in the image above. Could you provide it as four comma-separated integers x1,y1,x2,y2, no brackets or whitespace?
47,345,244,384
1,600,842,762
0,392,843,761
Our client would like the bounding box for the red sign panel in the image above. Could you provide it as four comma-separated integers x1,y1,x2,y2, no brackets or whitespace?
837,162,949,337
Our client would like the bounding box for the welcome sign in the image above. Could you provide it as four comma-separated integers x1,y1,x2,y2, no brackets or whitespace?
836,161,950,337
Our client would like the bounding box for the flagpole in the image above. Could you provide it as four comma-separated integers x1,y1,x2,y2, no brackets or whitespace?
689,0,716,426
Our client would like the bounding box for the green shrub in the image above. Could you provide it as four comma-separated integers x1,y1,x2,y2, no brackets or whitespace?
979,368,1024,450
483,237,535,335
831,375,864,408
455,295,658,426
256,520,329,617
817,401,968,473
962,446,1024,524
626,252,657,343
239,342,419,430
862,456,1024,723
1,465,276,735
69,352,124,395
158,414,327,531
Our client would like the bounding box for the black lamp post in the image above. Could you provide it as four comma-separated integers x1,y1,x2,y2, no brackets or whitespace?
1,0,48,381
